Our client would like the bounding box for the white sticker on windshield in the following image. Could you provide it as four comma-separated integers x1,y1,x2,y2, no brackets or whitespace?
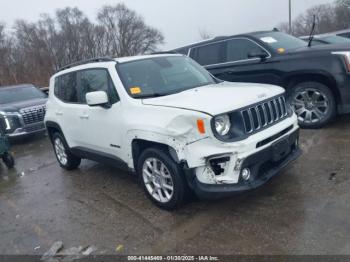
260,37,278,43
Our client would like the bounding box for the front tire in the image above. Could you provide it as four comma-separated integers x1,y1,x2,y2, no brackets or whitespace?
137,147,189,210
288,82,336,128
52,133,81,170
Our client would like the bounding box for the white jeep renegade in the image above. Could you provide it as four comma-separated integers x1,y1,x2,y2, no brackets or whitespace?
45,54,301,210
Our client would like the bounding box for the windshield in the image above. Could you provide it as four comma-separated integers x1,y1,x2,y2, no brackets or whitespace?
117,56,216,98
255,32,307,52
0,86,47,104
321,35,350,44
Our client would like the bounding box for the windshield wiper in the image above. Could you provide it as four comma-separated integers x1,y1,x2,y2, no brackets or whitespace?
138,93,169,99
138,82,215,99
308,15,317,47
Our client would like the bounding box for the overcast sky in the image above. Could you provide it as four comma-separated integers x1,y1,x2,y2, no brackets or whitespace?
0,0,332,49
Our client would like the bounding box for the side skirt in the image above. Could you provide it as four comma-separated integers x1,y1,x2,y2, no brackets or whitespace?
70,146,132,172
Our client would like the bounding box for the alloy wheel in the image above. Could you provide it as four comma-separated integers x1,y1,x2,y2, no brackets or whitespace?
54,138,68,166
291,88,330,124
142,157,174,203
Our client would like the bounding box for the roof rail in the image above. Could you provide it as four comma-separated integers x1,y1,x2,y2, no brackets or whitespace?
213,36,227,40
151,51,179,55
57,57,115,72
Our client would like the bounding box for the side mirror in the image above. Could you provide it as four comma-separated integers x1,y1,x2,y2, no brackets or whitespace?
86,91,110,108
248,51,269,60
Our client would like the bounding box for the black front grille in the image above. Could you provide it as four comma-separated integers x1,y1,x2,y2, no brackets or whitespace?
25,123,46,132
240,96,288,134
20,105,46,125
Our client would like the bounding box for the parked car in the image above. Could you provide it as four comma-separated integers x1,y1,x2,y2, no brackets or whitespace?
45,55,301,210
0,84,47,138
171,30,350,128
300,34,350,46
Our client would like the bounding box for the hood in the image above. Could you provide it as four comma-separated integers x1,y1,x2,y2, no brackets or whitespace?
142,82,284,116
288,43,350,55
0,98,47,113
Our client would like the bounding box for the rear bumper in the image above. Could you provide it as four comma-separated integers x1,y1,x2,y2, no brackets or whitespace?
188,130,301,199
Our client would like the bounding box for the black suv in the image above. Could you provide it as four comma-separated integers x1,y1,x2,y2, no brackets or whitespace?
0,84,47,138
171,30,350,128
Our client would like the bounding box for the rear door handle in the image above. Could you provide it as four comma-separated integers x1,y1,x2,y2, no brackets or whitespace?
79,114,89,119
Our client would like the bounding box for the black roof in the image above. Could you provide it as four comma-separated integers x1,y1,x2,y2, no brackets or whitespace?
56,57,115,73
171,30,274,51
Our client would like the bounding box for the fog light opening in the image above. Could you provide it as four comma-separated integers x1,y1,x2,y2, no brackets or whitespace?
209,156,230,176
241,168,251,181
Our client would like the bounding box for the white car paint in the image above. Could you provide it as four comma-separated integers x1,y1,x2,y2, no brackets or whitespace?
142,82,283,115
45,54,299,186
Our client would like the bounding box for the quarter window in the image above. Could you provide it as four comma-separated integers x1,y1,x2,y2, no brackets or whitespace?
54,72,78,103
225,39,266,62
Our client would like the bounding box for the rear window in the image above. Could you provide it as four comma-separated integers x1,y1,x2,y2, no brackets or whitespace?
54,72,78,103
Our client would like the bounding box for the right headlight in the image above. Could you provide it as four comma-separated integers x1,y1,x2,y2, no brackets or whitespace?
214,114,231,136
211,112,249,142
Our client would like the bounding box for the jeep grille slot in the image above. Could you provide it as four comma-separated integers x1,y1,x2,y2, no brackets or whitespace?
241,96,288,134
20,105,46,125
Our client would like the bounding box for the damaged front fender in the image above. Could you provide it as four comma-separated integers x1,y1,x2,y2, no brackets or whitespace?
123,111,212,169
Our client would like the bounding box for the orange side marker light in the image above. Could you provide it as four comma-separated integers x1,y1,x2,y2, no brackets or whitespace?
197,119,206,134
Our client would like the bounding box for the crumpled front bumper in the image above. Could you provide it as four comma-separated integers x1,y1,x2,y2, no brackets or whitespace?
185,129,301,199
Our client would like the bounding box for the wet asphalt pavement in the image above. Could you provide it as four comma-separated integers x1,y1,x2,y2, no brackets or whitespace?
0,116,349,256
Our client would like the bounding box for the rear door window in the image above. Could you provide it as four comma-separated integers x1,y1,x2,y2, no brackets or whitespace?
190,42,225,66
54,72,78,103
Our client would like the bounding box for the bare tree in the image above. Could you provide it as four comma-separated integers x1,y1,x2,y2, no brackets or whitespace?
0,3,164,87
198,28,212,40
55,7,96,66
0,23,9,85
0,23,21,85
97,3,164,57
334,0,350,29
277,0,350,36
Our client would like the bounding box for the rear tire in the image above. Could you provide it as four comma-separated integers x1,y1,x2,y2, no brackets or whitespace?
52,132,81,170
2,152,15,169
288,81,336,128
137,147,189,210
